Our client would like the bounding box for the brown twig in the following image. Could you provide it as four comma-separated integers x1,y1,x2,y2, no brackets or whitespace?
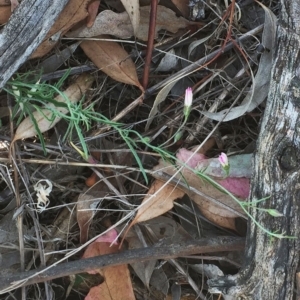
0,236,244,293
142,0,158,89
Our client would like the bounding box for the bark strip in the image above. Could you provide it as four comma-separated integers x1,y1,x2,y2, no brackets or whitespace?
0,0,69,88
209,1,300,298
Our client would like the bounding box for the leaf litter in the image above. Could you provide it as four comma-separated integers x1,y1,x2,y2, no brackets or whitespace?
0,0,278,299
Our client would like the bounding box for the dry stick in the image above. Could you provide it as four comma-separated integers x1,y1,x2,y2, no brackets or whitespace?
142,0,158,89
0,236,244,293
145,24,263,98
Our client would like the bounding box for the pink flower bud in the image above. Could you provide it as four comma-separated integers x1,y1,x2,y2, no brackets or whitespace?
219,152,228,167
184,87,193,108
184,87,193,117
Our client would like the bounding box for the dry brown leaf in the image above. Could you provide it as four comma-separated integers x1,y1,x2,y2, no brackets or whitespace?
132,180,184,225
83,233,135,300
192,193,237,230
149,160,245,230
0,6,11,24
120,0,140,35
86,264,135,300
80,37,143,90
32,0,90,58
87,0,101,28
68,5,199,41
67,9,132,38
13,73,94,142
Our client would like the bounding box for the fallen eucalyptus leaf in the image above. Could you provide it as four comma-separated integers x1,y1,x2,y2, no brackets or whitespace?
80,36,144,91
13,73,94,142
132,179,185,225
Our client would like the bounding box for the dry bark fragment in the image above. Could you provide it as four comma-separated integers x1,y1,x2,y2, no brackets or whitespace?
0,0,69,89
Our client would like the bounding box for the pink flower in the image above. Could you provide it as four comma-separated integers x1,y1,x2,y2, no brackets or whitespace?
218,152,229,167
184,87,193,107
184,87,193,117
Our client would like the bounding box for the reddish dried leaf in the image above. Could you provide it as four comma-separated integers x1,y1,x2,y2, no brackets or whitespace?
218,177,250,199
87,0,101,28
94,229,118,244
80,38,143,91
83,230,119,260
176,139,215,168
177,148,252,179
32,0,90,58
177,148,206,168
